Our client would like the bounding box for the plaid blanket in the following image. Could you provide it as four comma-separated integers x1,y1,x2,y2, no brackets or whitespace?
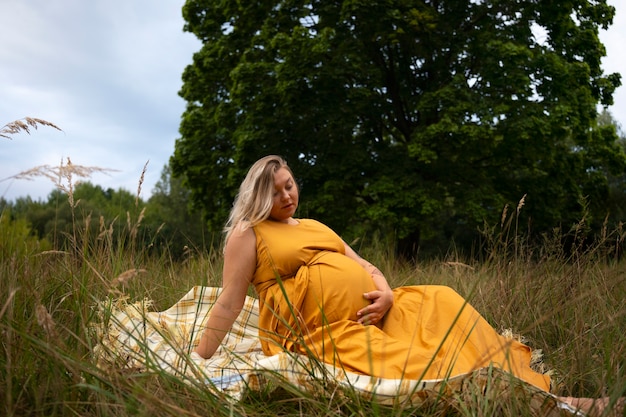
93,286,581,415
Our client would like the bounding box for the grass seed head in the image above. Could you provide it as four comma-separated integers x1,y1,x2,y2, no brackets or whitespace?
517,194,527,214
1,117,62,139
111,268,147,287
35,304,57,338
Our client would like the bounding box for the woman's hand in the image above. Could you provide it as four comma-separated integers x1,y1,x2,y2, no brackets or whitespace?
357,288,394,325
342,241,394,326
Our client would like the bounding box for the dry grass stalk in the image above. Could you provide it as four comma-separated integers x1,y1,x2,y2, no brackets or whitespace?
137,207,146,226
111,268,147,287
0,288,19,320
98,215,119,241
37,250,69,256
35,304,57,338
444,261,475,270
84,212,92,234
1,117,62,139
1,157,118,191
500,204,509,228
99,215,106,233
517,194,527,214
128,207,146,244
155,222,165,235
136,160,149,207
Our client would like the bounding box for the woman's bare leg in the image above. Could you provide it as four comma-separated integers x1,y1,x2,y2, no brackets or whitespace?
559,396,625,416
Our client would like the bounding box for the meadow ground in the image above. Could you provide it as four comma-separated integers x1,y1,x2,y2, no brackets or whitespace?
1,192,625,416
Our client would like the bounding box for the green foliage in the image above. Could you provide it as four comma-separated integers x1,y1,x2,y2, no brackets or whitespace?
2,163,212,261
144,164,212,259
600,110,626,233
13,184,145,255
172,0,624,256
0,210,51,258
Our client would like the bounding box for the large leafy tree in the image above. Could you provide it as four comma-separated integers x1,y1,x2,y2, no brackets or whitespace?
172,0,624,255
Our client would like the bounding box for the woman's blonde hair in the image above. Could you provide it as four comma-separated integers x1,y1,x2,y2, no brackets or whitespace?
224,155,295,243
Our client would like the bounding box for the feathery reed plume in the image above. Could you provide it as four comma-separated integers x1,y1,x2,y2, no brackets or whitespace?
444,261,475,270
64,157,76,209
136,160,149,207
37,250,69,256
1,157,118,188
97,215,118,241
500,204,509,228
1,117,62,139
129,207,146,241
111,268,147,287
98,215,106,235
35,304,57,338
516,194,526,214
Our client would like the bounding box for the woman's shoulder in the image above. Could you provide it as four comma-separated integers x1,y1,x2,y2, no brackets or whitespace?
227,223,256,246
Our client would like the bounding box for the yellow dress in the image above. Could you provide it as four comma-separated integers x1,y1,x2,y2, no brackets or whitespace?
252,219,550,391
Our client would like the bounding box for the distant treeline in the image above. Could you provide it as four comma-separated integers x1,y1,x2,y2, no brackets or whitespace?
1,164,210,261
2,140,625,261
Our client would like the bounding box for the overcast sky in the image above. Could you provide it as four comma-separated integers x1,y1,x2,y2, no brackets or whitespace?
1,1,625,202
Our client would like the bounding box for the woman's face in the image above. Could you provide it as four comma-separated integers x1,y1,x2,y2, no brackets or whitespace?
269,167,299,222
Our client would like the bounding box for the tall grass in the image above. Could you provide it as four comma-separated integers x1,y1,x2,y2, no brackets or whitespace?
1,117,62,139
1,172,625,416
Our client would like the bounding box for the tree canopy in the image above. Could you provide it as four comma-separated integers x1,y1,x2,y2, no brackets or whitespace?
172,0,624,255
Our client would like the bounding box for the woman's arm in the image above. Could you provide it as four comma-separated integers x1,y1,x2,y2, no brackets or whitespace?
343,242,394,325
194,227,256,359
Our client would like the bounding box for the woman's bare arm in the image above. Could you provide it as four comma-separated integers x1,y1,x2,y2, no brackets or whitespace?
343,242,394,325
194,227,256,359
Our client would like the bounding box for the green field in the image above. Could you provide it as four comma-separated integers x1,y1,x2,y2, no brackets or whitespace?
1,193,625,417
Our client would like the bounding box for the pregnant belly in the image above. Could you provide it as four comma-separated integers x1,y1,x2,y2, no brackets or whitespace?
299,251,377,328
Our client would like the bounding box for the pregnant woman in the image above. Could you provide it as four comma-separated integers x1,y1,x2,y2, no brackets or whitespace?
194,155,620,415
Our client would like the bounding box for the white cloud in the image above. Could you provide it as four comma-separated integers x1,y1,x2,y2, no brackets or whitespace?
0,0,199,202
